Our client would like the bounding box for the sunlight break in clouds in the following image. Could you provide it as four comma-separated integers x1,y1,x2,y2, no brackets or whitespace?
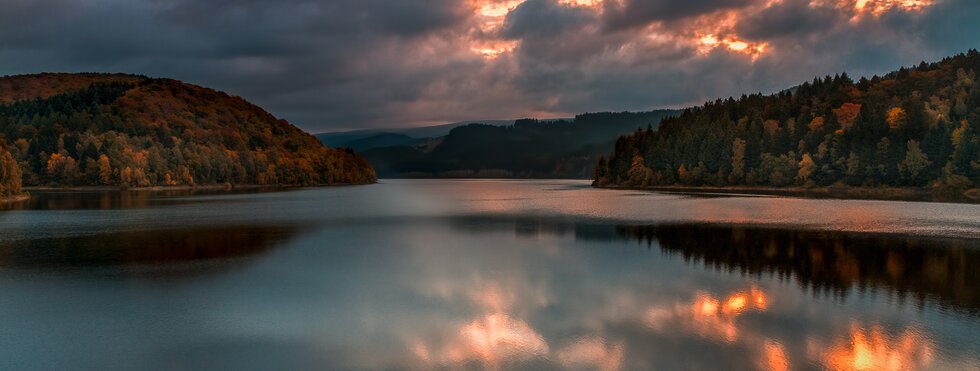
466,0,932,64
852,0,935,15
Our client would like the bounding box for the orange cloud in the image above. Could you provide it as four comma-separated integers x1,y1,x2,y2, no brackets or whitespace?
475,0,526,17
852,0,935,15
559,0,603,7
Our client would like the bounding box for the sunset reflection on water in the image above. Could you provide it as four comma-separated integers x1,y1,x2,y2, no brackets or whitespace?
810,324,935,371
645,287,769,343
410,279,627,370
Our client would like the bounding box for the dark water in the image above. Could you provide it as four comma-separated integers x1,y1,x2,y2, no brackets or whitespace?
0,180,978,370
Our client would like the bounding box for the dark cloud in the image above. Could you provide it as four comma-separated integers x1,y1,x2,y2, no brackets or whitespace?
735,0,842,41
0,0,976,132
501,0,594,38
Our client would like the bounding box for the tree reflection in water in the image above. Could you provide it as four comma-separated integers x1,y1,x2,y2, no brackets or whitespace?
0,225,305,270
435,217,974,370
619,224,980,315
451,216,979,314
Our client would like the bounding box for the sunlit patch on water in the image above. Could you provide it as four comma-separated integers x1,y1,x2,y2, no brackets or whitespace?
808,324,935,371
644,287,769,343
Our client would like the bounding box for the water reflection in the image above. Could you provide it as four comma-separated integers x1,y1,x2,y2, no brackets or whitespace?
450,217,980,315
423,217,980,369
0,182,977,370
412,282,550,369
1,188,288,210
809,324,934,371
621,224,980,315
0,225,304,269
645,287,769,343
762,340,790,371
409,277,629,370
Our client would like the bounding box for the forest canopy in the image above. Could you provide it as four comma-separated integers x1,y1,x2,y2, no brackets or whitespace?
0,73,376,189
595,50,980,198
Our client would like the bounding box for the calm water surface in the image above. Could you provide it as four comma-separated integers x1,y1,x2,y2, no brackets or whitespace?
0,180,978,370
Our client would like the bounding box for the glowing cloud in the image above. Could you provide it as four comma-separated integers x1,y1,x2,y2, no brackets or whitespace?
852,0,935,15
471,40,520,58
559,0,603,7
476,0,526,17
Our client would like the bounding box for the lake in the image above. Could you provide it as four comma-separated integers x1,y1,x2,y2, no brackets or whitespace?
0,179,978,370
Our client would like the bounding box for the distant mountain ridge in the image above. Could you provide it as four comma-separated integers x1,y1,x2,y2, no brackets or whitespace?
316,119,555,150
344,110,679,178
0,73,376,188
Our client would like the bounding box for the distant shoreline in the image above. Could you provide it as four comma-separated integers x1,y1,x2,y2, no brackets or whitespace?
597,184,980,204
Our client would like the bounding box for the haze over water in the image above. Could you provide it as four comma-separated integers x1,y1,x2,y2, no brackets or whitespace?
0,180,978,370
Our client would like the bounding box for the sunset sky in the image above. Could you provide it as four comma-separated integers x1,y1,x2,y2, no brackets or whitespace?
1,0,977,131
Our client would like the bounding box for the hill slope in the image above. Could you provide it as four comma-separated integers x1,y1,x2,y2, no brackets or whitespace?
596,50,980,199
362,110,679,178
0,73,375,187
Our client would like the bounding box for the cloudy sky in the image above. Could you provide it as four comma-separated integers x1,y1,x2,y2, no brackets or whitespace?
0,0,977,132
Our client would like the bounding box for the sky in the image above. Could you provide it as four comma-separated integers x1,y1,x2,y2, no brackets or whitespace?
0,0,977,132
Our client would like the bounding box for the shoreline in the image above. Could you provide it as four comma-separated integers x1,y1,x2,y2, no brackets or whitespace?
22,182,376,192
0,194,30,204
598,184,980,204
24,184,280,192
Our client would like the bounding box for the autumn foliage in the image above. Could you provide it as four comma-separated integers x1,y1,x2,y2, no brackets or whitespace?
0,142,22,196
0,73,375,187
596,50,980,194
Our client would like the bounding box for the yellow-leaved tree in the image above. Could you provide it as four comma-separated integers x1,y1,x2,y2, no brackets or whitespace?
0,145,23,197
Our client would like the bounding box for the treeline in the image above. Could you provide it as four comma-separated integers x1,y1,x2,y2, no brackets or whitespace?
0,74,375,188
596,50,980,198
363,110,677,178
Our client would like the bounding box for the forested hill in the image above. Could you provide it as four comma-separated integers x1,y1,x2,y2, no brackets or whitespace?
0,73,376,190
361,110,678,178
595,50,980,199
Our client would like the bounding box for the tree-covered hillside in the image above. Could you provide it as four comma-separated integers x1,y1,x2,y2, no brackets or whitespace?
0,73,375,188
363,110,678,178
596,50,980,198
